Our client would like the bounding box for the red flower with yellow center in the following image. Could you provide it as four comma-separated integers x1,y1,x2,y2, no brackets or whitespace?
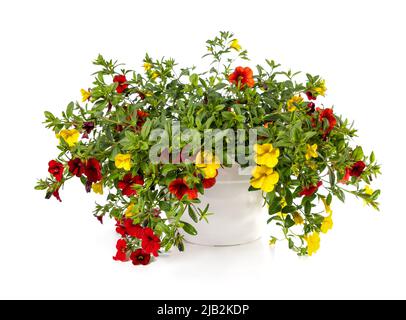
130,249,151,266
228,67,255,88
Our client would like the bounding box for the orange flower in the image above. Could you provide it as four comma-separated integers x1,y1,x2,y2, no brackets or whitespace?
228,67,255,88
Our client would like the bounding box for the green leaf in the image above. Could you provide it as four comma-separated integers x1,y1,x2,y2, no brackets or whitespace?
285,188,293,206
204,116,215,129
161,164,178,176
269,203,282,215
221,111,235,120
66,102,74,118
44,111,55,121
327,193,332,205
214,104,225,112
353,146,364,161
285,216,295,228
282,205,296,214
370,151,376,163
159,201,171,212
328,167,336,186
140,118,152,139
189,73,199,87
304,201,311,215
303,131,317,142
181,221,198,236
188,206,198,223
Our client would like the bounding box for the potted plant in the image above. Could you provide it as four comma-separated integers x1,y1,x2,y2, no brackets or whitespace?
35,31,381,266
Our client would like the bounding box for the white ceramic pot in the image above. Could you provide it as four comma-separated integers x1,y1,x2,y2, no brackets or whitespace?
183,166,265,246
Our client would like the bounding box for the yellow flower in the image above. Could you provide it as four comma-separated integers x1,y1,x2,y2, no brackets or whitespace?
287,95,303,112
92,182,103,195
280,197,287,208
230,39,241,51
321,214,333,234
57,129,79,147
304,232,320,256
364,185,374,195
305,144,318,160
321,197,332,215
125,203,137,218
254,143,280,168
250,166,279,192
276,197,287,218
314,80,327,96
143,62,152,71
195,151,220,178
151,71,160,80
115,153,132,171
80,88,91,102
293,212,304,225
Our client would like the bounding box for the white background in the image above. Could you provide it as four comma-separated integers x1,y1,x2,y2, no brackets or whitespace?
1,0,405,299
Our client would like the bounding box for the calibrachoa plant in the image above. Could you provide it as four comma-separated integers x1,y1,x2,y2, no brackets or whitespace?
36,31,381,265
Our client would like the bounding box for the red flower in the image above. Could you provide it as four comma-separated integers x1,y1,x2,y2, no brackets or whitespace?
141,227,160,257
137,109,149,119
228,67,255,88
117,173,144,197
307,102,316,114
85,158,102,183
68,158,84,177
113,75,128,93
168,178,198,200
136,109,149,129
53,188,62,202
318,108,337,138
124,219,144,239
115,222,127,236
115,219,144,238
349,161,366,177
130,249,151,266
48,160,64,182
299,181,323,197
202,177,216,189
82,121,95,139
306,91,316,100
339,168,351,184
113,239,128,262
